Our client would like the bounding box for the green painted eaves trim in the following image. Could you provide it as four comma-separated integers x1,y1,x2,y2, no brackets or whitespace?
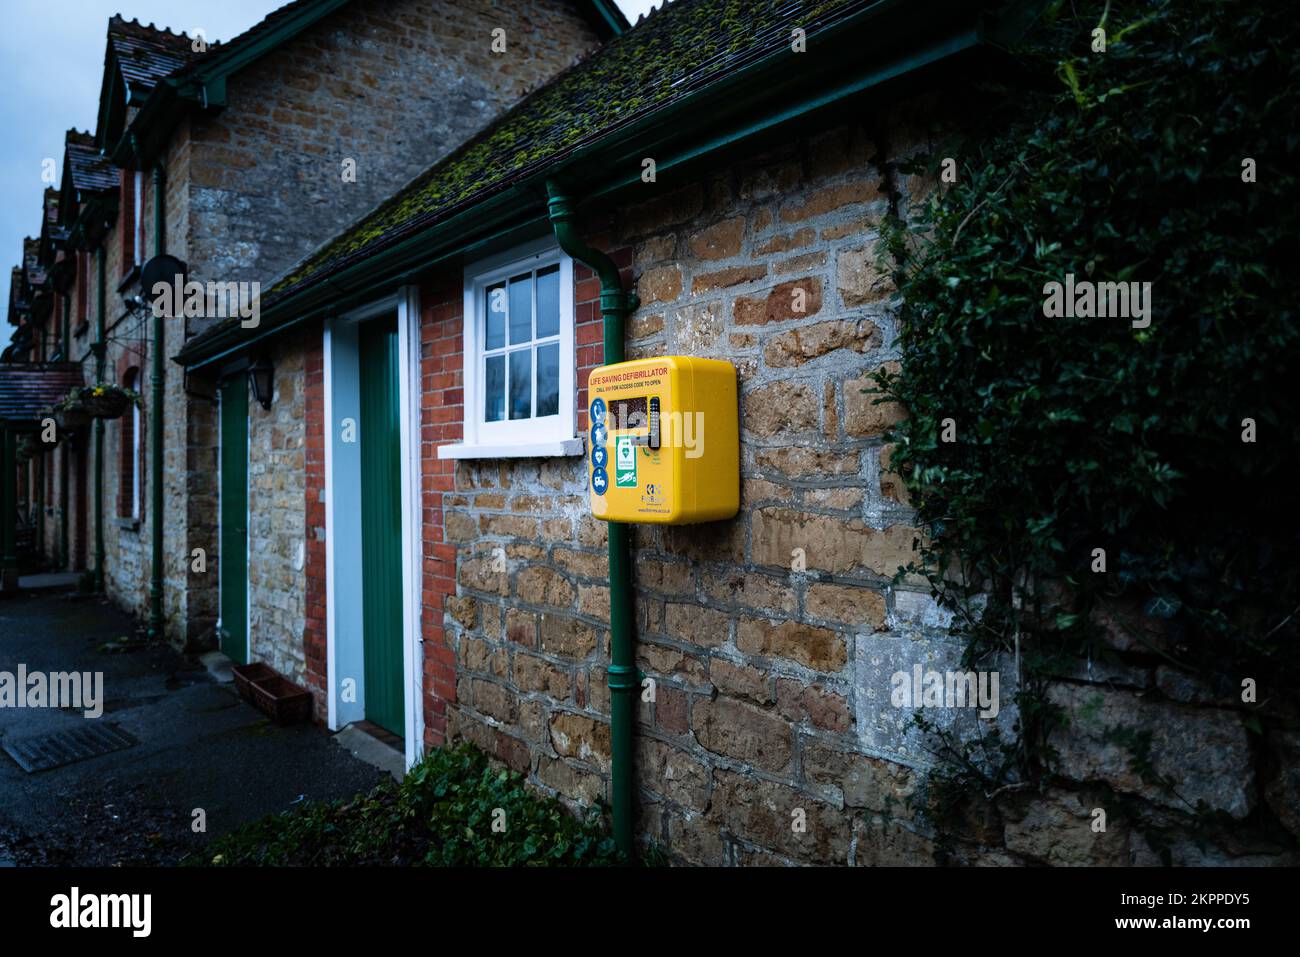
588,0,630,36
173,0,352,107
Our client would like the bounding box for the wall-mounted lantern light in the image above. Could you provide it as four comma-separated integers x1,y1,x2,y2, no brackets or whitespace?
248,355,274,410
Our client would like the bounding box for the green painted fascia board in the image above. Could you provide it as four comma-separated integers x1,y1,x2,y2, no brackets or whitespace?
119,0,350,167
70,193,119,248
175,0,352,107
95,64,125,154
586,0,630,36
178,0,985,368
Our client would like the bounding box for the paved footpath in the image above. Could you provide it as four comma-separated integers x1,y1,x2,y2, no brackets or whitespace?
0,591,384,865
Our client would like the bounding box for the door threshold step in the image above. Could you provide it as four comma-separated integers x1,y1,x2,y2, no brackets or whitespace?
334,722,405,781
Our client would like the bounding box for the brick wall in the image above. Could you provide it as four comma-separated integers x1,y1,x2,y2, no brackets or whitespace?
303,327,327,720
418,269,464,746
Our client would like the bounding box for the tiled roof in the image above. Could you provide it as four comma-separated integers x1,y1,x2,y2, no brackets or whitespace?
0,364,84,423
261,0,867,303
65,129,117,194
108,15,202,95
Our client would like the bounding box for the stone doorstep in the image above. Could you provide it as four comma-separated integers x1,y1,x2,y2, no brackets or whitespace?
15,571,81,592
334,722,405,782
198,650,235,684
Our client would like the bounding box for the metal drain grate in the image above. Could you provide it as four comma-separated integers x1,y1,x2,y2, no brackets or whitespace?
1,723,138,773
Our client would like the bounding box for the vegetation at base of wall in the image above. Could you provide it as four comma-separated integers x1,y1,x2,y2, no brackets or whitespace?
878,0,1300,795
187,744,643,867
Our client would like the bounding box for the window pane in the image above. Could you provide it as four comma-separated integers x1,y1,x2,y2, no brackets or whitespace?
484,354,504,422
508,349,531,420
508,273,532,345
536,265,560,339
486,283,506,350
536,342,559,417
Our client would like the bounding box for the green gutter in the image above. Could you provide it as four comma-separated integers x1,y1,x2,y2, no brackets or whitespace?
94,247,105,592
546,180,640,859
147,164,166,640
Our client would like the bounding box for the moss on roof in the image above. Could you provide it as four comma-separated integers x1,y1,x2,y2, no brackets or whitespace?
267,0,864,300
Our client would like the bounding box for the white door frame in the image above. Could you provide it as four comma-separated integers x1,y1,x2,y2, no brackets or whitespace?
323,287,424,769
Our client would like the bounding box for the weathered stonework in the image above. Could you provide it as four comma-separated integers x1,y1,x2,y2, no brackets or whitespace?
425,104,1297,867
42,0,606,653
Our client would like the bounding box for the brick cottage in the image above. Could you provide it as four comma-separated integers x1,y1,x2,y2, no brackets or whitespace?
8,0,1294,866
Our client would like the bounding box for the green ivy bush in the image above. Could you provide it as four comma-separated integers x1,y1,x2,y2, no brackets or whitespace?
189,744,634,866
879,0,1299,777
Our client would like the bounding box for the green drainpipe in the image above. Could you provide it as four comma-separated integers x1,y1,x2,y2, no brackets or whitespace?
546,180,640,859
147,163,166,640
36,448,44,557
59,433,68,570
1,428,15,590
94,247,106,592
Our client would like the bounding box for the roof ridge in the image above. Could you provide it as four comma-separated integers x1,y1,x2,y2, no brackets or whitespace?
109,13,195,42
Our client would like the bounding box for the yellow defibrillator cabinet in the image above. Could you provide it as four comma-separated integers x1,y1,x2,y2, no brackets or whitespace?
586,356,738,524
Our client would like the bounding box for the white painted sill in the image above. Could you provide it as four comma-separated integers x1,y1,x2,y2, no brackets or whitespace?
437,437,585,460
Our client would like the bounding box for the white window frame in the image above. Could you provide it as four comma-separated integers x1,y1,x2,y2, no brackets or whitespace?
127,370,141,519
439,238,582,459
133,170,144,267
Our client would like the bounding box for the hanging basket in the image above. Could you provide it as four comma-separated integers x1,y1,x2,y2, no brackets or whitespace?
54,406,91,433
82,390,133,420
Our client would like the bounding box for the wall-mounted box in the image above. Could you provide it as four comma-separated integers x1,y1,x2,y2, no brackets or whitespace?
587,356,738,524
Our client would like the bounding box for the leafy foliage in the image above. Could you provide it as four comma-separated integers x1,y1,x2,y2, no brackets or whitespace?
880,0,1300,778
190,744,637,867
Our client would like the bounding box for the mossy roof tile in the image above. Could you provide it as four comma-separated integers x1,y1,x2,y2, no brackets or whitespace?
266,0,866,301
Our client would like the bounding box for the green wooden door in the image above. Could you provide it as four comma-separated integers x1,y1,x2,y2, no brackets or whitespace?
219,376,249,664
359,316,405,736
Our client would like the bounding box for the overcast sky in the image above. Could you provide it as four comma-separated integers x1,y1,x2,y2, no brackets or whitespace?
0,0,658,351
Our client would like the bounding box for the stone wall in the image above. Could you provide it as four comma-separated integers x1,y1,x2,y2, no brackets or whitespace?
61,124,202,646
417,114,934,864
178,0,604,660
246,331,309,682
45,0,601,653
184,0,603,312
415,103,1299,865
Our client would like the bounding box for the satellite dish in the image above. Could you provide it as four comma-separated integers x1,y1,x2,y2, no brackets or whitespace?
139,254,189,303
